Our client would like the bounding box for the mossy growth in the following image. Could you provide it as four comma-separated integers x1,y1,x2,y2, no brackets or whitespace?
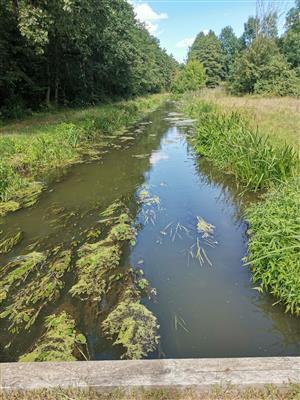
108,213,136,244
0,251,46,304
0,230,23,255
0,250,71,333
69,240,121,301
70,207,136,303
0,200,20,217
102,301,159,359
19,311,87,362
99,200,124,219
16,181,43,209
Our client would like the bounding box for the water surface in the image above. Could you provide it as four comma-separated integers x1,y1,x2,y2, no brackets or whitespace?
1,102,300,361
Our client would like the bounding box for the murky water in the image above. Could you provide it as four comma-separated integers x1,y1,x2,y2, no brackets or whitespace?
1,102,300,361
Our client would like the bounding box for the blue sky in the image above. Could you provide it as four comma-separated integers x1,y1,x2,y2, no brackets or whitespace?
130,1,295,62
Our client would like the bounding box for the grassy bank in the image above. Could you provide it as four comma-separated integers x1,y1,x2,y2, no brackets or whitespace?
2,385,300,400
189,88,300,148
181,90,300,315
0,95,166,216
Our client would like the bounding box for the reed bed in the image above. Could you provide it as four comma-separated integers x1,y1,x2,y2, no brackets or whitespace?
183,99,297,191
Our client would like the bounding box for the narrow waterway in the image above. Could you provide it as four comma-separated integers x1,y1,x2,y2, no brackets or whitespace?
1,102,300,361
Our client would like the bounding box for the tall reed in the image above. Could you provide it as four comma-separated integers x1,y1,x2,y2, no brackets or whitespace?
184,99,297,191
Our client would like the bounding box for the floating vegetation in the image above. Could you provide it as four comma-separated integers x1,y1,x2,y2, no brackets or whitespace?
17,182,44,209
108,213,136,244
69,240,121,301
0,230,23,255
132,154,149,159
161,221,190,242
197,216,215,237
99,200,124,219
0,252,47,304
174,313,190,333
19,312,87,362
138,189,160,206
138,187,162,227
102,301,159,360
70,211,136,302
0,250,71,333
119,136,135,141
187,238,213,267
0,200,20,217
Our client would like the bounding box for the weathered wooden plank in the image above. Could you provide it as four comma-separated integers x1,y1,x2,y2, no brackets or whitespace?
1,357,300,391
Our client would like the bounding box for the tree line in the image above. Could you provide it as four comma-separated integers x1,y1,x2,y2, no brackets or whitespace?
0,0,178,118
173,0,300,96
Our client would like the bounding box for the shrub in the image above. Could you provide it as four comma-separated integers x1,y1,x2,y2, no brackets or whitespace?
229,36,300,97
171,60,206,94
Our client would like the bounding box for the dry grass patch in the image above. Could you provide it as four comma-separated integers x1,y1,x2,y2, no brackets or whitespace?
194,88,300,148
1,385,300,400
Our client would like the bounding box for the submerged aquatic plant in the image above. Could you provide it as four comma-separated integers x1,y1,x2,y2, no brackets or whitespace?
70,210,136,302
70,240,121,301
19,311,87,362
0,251,46,304
0,250,71,333
0,230,23,255
102,301,159,359
108,213,136,244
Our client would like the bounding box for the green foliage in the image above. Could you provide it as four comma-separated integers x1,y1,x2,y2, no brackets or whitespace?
0,251,46,304
229,37,300,97
246,178,300,315
0,0,177,115
0,230,23,255
0,95,165,216
0,250,71,333
171,60,206,94
183,98,297,191
70,211,136,302
282,0,300,69
102,301,159,359
219,26,241,79
70,240,121,301
188,31,223,87
19,311,87,362
240,16,258,48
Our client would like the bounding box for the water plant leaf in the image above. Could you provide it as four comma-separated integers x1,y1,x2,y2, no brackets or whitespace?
102,301,159,360
0,230,23,255
0,250,71,333
19,311,87,362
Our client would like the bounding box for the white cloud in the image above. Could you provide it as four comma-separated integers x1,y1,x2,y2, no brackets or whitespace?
176,37,195,48
145,21,159,35
129,2,168,35
203,29,209,35
134,3,168,22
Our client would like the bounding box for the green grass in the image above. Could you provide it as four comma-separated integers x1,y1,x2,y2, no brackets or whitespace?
181,91,300,316
0,94,166,215
245,178,300,315
182,97,298,191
